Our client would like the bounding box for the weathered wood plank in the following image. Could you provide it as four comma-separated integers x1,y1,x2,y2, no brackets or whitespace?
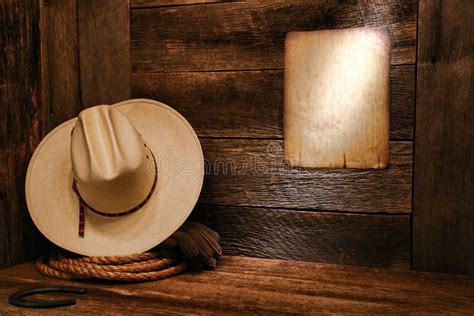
0,0,49,268
132,65,415,139
133,70,283,138
413,0,474,275
40,0,82,129
191,206,410,267
198,139,412,213
1,258,473,314
131,0,417,72
132,0,230,8
390,65,415,139
78,0,131,107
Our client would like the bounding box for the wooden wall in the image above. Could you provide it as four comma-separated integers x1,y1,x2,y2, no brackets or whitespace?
413,0,474,275
1,0,47,268
131,0,417,268
0,0,417,269
8,0,473,273
0,0,131,268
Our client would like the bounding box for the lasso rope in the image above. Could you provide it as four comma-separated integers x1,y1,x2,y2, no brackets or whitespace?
36,251,187,282
35,222,221,282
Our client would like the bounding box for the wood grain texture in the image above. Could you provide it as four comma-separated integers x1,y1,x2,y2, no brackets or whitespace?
198,139,412,213
78,0,131,107
132,0,230,8
1,258,473,314
132,65,415,140
41,0,82,129
284,27,390,168
191,206,409,267
0,0,49,268
390,65,415,139
413,0,474,275
133,70,284,138
1,0,134,268
131,0,417,72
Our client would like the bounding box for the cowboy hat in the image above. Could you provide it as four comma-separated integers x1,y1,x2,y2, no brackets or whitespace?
25,99,204,256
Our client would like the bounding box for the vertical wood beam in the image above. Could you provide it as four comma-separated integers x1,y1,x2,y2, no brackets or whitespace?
413,0,474,274
78,0,131,107
0,0,132,268
0,0,47,267
41,0,82,129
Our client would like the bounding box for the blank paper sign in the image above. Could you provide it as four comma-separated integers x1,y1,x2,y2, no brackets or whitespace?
284,27,390,169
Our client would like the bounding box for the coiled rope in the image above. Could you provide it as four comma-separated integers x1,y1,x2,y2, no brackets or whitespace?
36,251,187,282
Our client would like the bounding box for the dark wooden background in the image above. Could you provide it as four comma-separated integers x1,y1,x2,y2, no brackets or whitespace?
413,0,473,275
134,0,416,269
1,0,472,274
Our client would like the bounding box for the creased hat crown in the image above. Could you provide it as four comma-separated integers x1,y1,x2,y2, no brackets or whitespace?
71,105,156,214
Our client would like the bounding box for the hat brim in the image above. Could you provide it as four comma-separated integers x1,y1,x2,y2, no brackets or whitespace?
26,99,204,256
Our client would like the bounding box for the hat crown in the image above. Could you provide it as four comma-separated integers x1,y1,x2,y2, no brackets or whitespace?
71,105,156,214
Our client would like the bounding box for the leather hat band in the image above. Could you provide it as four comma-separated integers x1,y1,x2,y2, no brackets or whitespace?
72,148,158,238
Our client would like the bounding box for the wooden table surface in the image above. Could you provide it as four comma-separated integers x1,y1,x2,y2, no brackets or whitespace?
1,256,473,315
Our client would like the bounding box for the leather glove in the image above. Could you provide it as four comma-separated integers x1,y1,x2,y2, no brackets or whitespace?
157,222,222,270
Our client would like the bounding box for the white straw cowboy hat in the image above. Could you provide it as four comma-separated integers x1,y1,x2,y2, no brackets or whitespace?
26,99,204,256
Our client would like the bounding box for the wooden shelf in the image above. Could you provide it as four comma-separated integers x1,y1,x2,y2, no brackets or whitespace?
1,256,473,314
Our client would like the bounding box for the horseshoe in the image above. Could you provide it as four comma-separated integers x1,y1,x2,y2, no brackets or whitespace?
9,286,86,308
